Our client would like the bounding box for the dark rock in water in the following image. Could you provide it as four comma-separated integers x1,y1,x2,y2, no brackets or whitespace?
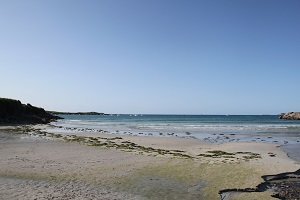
280,112,300,120
0,98,62,125
219,169,300,200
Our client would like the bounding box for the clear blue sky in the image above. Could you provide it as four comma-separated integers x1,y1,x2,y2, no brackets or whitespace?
0,0,299,114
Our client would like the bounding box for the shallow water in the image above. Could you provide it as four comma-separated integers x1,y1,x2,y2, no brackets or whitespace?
282,144,300,162
51,115,300,146
123,176,206,200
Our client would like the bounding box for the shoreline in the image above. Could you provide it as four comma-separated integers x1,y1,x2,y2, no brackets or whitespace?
51,117,300,146
45,124,300,164
0,125,299,199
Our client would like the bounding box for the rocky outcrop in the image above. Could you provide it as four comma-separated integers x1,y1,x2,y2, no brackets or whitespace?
279,112,300,120
0,98,62,125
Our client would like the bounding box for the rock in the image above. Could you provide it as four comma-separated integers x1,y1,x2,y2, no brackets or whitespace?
0,97,62,125
279,112,300,120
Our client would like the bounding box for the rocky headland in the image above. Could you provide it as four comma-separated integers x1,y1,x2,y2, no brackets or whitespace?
280,112,300,120
49,111,106,115
0,98,62,125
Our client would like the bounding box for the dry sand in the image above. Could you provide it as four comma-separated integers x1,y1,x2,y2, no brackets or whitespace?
0,125,299,200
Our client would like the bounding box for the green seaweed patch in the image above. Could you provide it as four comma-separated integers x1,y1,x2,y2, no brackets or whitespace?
242,155,262,160
237,152,261,160
171,149,185,153
2,126,38,134
6,126,195,160
223,156,236,159
198,150,262,161
198,150,235,158
107,137,123,140
207,150,235,156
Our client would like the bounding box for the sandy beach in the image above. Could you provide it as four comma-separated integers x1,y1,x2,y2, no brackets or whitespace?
2,0,300,199
0,125,299,200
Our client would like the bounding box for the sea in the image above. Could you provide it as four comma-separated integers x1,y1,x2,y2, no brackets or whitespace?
51,114,300,144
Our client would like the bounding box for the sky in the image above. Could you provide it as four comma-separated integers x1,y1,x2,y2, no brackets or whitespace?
0,0,300,114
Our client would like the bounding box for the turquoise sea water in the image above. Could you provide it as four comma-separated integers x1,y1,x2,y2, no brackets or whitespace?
52,115,300,145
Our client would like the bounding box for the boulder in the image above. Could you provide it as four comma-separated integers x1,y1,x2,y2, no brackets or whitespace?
279,112,300,120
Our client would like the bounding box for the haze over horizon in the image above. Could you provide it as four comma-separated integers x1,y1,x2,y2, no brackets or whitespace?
1,0,300,115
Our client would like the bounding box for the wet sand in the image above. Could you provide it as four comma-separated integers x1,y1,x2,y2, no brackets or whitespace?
282,144,300,162
0,125,299,200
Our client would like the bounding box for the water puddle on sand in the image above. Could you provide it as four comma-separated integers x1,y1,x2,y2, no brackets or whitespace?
282,144,300,163
120,175,206,200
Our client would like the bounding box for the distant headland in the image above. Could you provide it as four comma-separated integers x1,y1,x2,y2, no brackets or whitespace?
48,111,107,115
0,98,62,125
